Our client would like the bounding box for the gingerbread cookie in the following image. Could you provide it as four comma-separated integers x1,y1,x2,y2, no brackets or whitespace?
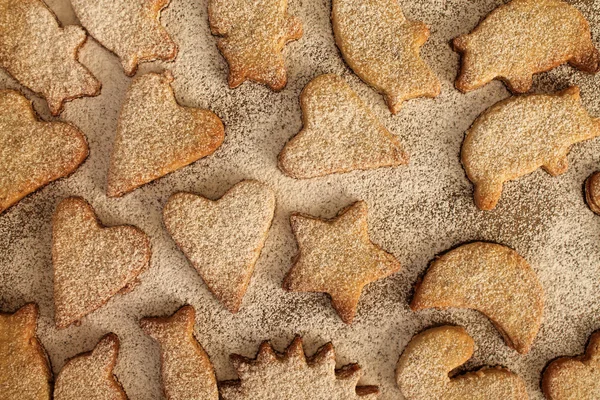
54,333,128,400
0,304,52,400
0,0,101,115
71,0,178,76
278,74,408,179
412,242,544,354
585,172,600,215
332,0,440,114
140,305,218,400
163,180,275,313
543,331,600,400
396,326,528,400
0,90,88,214
107,71,224,197
208,0,303,90
220,336,379,399
283,201,401,324
52,197,151,329
461,87,600,210
453,0,600,93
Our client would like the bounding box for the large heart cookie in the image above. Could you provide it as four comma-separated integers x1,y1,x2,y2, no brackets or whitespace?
52,197,151,329
163,180,275,313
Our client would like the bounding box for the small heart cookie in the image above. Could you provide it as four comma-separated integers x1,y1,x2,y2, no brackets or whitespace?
585,172,600,215
52,197,151,329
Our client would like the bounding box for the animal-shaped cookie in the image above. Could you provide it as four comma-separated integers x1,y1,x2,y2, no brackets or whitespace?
332,0,440,114
163,180,275,313
542,331,600,400
585,172,600,215
52,197,151,329
411,242,544,354
220,336,379,399
0,304,52,400
278,74,408,179
461,87,600,210
208,0,303,90
0,0,101,115
453,0,600,93
396,326,528,400
71,0,178,76
0,90,88,214
107,71,224,197
140,305,218,400
283,201,401,324
54,333,128,400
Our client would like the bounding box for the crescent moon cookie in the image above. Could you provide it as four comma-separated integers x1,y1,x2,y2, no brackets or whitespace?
140,305,219,400
453,0,600,94
411,242,544,354
278,74,408,179
332,0,440,114
461,86,600,211
542,331,600,400
0,304,52,400
208,0,303,90
0,90,88,215
70,0,178,76
163,180,276,313
0,0,101,115
220,336,379,400
52,197,151,329
107,71,225,197
283,201,402,324
54,333,128,400
585,172,600,215
396,326,528,400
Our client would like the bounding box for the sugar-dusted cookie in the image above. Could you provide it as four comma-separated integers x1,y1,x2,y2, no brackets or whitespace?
0,304,52,400
278,74,408,179
71,0,178,76
332,0,440,114
397,326,528,400
0,0,101,115
140,305,218,400
52,197,151,329
585,172,600,215
283,201,401,324
220,336,379,399
543,331,600,400
54,333,128,400
461,87,600,210
107,71,224,197
163,180,275,313
453,0,600,93
208,0,303,90
0,90,88,215
412,242,544,354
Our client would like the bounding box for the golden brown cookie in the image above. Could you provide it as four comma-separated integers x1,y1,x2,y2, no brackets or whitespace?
107,71,224,197
0,90,88,214
220,336,379,399
332,0,440,114
52,197,151,329
453,0,599,93
0,303,52,400
71,0,178,76
585,172,600,215
542,331,600,400
461,87,600,210
163,180,276,313
278,74,408,179
0,0,101,115
54,333,128,400
283,201,401,324
140,305,218,400
208,0,303,90
396,325,528,400
411,242,544,354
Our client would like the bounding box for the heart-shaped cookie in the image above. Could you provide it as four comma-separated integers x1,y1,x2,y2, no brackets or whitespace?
163,180,275,313
52,197,151,329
